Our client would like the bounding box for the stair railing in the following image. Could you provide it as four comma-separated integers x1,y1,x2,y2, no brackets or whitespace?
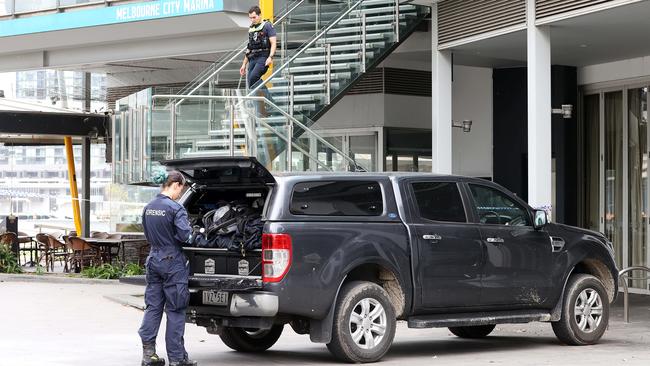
153,94,365,172
176,0,308,104
246,0,369,99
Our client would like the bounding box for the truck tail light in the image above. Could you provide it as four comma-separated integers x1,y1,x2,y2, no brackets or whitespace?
262,233,292,283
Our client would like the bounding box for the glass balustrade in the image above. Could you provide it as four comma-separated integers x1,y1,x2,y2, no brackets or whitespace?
114,87,362,184
112,0,429,184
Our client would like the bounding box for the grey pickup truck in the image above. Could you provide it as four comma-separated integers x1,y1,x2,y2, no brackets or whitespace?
166,157,618,363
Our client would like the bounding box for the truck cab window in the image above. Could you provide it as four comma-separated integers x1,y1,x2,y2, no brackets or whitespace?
469,184,530,226
411,182,466,223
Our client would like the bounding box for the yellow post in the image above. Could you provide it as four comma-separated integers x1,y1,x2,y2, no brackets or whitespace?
64,137,82,235
260,0,274,81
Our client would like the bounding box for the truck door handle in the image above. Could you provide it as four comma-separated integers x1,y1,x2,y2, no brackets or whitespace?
486,237,504,244
423,234,442,241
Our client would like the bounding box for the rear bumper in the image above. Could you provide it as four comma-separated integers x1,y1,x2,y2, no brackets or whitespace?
187,290,279,329
189,290,278,317
229,292,279,317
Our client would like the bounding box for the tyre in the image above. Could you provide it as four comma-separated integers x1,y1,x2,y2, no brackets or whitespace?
448,324,496,338
552,274,609,345
326,281,397,363
219,324,284,352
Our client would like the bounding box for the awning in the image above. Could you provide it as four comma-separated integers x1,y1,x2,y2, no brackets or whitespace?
0,98,110,145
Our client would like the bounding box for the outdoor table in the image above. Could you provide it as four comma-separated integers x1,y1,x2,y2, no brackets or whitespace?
82,238,147,264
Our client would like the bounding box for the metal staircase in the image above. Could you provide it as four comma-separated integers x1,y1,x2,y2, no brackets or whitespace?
170,0,428,162
112,0,429,184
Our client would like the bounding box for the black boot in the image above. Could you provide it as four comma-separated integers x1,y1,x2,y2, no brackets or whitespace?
142,343,165,366
169,359,197,366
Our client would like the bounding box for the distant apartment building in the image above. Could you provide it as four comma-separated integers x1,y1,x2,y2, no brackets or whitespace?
0,144,112,219
15,70,107,112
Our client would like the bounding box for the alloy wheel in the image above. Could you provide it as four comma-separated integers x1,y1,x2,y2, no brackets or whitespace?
348,298,387,349
574,288,603,333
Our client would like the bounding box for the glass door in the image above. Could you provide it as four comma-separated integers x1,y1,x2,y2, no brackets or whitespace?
628,87,649,290
583,94,600,232
604,91,624,268
583,85,650,292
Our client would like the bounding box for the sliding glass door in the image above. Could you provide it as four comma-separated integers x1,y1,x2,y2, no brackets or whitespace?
628,87,648,289
604,91,624,267
583,85,650,292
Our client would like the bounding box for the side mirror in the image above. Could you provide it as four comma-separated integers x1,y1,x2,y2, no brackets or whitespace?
533,210,548,230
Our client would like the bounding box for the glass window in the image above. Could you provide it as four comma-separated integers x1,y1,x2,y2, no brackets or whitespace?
469,184,531,226
291,181,383,216
412,182,466,223
349,135,377,172
0,1,12,16
15,0,57,13
59,0,104,6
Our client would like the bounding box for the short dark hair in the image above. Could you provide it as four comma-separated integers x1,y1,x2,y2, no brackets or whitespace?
163,171,186,188
248,5,261,15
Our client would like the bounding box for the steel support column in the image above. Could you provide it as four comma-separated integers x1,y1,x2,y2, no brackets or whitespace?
431,3,452,174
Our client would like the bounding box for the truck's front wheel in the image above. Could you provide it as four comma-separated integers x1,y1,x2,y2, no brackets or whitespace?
219,325,284,352
551,274,609,345
327,281,397,363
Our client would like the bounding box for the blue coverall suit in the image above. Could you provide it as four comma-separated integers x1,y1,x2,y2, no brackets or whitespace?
138,193,192,363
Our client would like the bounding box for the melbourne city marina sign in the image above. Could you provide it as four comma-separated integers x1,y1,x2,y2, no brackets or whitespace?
0,0,223,37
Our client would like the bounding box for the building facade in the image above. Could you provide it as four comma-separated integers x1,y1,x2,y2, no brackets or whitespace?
0,0,648,292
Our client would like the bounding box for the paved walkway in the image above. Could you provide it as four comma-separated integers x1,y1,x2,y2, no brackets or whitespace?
0,280,648,366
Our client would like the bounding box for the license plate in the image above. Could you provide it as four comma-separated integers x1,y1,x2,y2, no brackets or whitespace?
202,290,228,306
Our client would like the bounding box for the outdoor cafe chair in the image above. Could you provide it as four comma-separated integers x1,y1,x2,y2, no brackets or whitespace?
65,236,101,272
35,233,70,272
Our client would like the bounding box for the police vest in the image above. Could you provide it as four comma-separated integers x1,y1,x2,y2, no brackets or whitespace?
248,20,271,54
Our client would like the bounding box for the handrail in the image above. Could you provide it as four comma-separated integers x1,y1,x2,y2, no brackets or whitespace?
177,0,307,102
618,266,650,323
152,94,364,171
246,0,366,98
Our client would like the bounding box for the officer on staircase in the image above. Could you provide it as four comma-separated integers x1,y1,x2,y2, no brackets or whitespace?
239,5,277,90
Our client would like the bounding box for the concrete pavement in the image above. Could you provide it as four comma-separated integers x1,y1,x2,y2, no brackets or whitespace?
0,280,648,366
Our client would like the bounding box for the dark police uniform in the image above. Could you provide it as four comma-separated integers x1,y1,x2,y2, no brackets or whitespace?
246,19,276,89
138,193,192,363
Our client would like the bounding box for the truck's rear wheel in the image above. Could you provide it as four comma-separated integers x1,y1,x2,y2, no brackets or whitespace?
219,324,284,352
552,274,609,345
326,281,396,363
448,324,496,338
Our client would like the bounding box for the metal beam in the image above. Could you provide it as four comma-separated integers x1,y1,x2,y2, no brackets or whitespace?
0,111,109,137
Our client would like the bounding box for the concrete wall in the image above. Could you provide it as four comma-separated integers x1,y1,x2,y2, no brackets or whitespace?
452,65,493,178
579,54,650,85
315,94,386,129
315,65,495,178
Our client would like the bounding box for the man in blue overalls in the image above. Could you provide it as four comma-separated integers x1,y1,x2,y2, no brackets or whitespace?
239,5,277,91
139,170,197,366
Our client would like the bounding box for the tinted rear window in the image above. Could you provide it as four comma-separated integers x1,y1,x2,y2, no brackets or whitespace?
291,181,383,216
411,182,466,223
